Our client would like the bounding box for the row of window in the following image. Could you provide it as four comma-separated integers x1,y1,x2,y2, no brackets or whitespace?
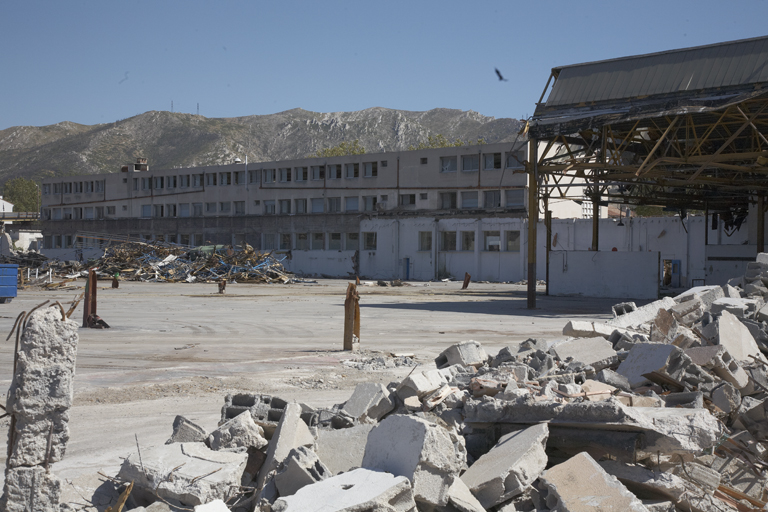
439,151,524,173
43,181,105,195
419,230,521,252
46,205,118,220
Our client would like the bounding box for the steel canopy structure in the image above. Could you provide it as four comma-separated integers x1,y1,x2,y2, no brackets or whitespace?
525,36,768,307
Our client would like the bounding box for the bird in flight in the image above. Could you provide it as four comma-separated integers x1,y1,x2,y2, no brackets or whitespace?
495,68,508,82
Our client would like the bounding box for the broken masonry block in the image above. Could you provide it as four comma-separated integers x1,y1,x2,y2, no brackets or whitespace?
255,402,316,491
612,301,637,318
608,297,676,329
340,382,394,423
460,423,548,509
711,383,741,415
316,424,373,475
0,466,62,512
685,345,749,389
396,369,448,400
362,414,464,508
550,337,618,372
274,446,332,498
617,343,680,389
712,310,765,362
221,393,316,439
596,369,632,392
208,411,268,451
435,340,488,369
166,415,208,445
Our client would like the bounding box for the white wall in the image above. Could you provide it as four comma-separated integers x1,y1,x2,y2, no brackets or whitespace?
549,251,660,299
286,250,356,277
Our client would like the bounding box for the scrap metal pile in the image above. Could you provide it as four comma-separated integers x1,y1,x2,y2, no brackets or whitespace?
92,254,768,512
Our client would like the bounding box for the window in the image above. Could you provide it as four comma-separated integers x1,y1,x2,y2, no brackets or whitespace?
234,171,245,185
234,201,245,215
141,204,151,217
294,167,308,181
205,202,217,214
193,174,204,187
63,207,72,219
420,193,428,200
380,194,388,202
295,233,309,250
345,197,359,212
220,172,232,185
419,232,432,251
279,168,291,182
133,179,139,191
311,233,324,250
141,177,151,190
253,200,261,209
506,150,525,169
484,153,502,170
295,199,307,214
327,164,341,180
506,189,525,208
219,202,231,214
193,203,203,216
95,207,104,219
327,197,341,212
107,206,116,216
167,176,177,188
441,231,456,251
345,232,359,250
363,162,377,177
311,165,325,180
84,181,93,193
279,199,291,214
122,205,127,211
153,204,164,218
193,234,204,246
400,194,416,206
249,170,259,184
180,234,190,246
461,231,475,251
53,183,62,194
345,163,359,178
84,207,94,220
440,156,457,172
280,234,292,250
42,184,51,195
64,183,73,194
311,198,324,213
484,190,501,208
180,175,190,188
440,192,457,209
206,173,217,186
363,232,377,250
363,196,377,211
52,208,61,220
264,169,276,183
420,157,428,165
461,191,478,208
462,155,479,172
180,204,190,217
506,231,521,252
167,204,177,217
96,180,105,192
484,231,501,251
264,234,276,250
329,233,342,250
264,200,276,214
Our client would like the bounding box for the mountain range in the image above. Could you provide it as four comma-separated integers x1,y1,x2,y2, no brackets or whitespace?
0,107,523,183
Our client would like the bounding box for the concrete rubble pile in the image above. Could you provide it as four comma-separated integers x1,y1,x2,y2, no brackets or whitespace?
114,254,768,511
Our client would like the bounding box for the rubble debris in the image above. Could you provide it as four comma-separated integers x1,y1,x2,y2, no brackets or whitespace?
340,382,394,423
166,415,208,444
315,424,374,475
255,402,316,491
271,468,416,512
617,343,681,388
550,336,618,372
435,340,488,369
273,446,331,497
207,411,268,451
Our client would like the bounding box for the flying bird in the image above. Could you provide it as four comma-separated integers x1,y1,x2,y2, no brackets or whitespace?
495,68,508,82
118,72,129,85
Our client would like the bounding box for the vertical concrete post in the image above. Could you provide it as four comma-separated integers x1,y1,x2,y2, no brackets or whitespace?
591,195,600,251
758,195,765,254
82,269,97,327
343,282,359,351
527,139,538,309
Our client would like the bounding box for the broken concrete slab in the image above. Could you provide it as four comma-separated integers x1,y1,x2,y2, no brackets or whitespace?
581,380,618,401
166,415,208,445
617,343,680,389
550,337,618,372
442,477,486,512
608,297,677,329
256,402,316,490
715,310,766,362
274,446,332,497
117,442,247,507
271,467,417,512
539,452,648,512
341,382,394,423
0,466,62,512
194,500,230,512
675,286,724,309
362,414,464,508
207,411,268,451
685,345,749,389
397,369,448,399
711,297,760,318
711,383,741,415
460,424,548,509
316,423,373,475
562,320,636,340
221,394,315,439
435,341,488,369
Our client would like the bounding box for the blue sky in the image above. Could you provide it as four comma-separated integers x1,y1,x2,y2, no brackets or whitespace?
1,0,766,130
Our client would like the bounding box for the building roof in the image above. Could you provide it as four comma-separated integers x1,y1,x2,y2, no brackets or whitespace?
545,36,768,108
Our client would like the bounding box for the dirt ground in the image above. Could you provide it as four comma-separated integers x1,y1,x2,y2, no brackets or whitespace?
0,278,621,510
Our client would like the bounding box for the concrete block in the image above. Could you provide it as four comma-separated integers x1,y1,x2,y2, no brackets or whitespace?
460,424,548,509
662,391,703,409
443,477,486,512
756,302,768,322
711,383,741,414
274,446,332,497
117,442,247,507
612,302,637,318
271,467,416,512
256,402,316,490
596,369,632,392
756,252,768,265
341,382,394,423
617,343,679,388
397,369,447,399
608,297,676,328
316,424,373,475
685,345,749,388
221,394,316,438
539,452,648,512
1,466,61,512
166,415,208,445
208,411,268,451
362,415,464,508
669,296,703,321
435,341,488,369
716,310,765,362
676,286,724,309
711,297,760,318
194,500,230,512
581,380,617,401
550,337,618,372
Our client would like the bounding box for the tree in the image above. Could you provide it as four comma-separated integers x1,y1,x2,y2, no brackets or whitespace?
3,177,39,212
313,140,366,157
407,134,486,151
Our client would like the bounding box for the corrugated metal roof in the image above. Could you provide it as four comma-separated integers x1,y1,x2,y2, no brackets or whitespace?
545,36,768,107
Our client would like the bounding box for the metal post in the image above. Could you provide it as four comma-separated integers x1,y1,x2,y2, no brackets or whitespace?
591,195,599,251
343,282,359,351
759,195,765,254
545,207,552,296
527,139,539,309
704,202,709,246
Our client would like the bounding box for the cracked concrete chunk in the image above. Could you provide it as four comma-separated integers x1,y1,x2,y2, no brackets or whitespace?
166,415,208,445
362,414,464,508
715,311,766,362
316,423,373,475
540,452,649,512
435,341,488,369
271,467,417,512
617,343,679,388
341,382,394,423
461,423,548,509
551,337,618,372
208,411,268,451
1,467,62,512
274,446,331,497
256,402,316,490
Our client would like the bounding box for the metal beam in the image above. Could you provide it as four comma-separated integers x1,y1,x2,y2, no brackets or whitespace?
527,139,538,309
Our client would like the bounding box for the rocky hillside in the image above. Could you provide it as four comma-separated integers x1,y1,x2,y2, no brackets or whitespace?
0,108,523,183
